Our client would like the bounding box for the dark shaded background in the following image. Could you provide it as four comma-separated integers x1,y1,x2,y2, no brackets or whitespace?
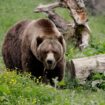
84,0,105,15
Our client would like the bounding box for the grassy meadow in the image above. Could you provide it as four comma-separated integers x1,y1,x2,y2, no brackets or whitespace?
0,0,105,105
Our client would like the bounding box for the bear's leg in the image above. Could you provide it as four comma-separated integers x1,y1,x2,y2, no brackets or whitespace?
21,48,44,79
47,58,65,86
21,49,32,72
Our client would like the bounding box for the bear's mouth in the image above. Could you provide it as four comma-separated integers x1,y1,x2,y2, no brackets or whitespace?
44,63,56,70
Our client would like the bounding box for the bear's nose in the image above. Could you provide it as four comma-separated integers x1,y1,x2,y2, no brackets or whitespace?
47,60,53,65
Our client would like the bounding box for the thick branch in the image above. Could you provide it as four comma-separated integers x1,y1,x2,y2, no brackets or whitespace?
34,2,64,13
48,11,68,31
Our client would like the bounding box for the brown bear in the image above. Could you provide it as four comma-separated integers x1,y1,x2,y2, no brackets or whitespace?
2,18,66,86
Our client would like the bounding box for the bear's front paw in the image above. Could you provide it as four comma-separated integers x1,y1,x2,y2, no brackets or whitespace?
79,43,88,50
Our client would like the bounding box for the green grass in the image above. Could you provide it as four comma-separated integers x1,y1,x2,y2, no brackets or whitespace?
0,71,105,105
0,0,105,105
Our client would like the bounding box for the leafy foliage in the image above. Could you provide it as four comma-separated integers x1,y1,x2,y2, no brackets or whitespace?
87,72,105,90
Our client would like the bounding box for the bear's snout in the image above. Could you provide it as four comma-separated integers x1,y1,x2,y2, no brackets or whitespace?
47,59,53,65
45,52,56,70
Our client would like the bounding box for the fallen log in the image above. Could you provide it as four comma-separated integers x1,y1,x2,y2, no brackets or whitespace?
66,54,105,83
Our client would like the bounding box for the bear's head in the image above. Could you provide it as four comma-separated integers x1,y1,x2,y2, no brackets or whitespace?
30,19,66,70
36,36,65,70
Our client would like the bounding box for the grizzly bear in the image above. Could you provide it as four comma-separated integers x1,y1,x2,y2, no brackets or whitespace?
2,19,66,86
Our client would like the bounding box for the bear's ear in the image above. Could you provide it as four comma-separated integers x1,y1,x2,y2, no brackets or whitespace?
36,37,43,47
58,36,63,45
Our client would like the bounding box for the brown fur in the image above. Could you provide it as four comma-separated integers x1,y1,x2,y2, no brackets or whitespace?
2,20,30,70
2,19,66,86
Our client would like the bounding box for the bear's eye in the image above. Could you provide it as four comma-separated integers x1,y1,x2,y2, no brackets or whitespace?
53,51,58,55
36,37,43,47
